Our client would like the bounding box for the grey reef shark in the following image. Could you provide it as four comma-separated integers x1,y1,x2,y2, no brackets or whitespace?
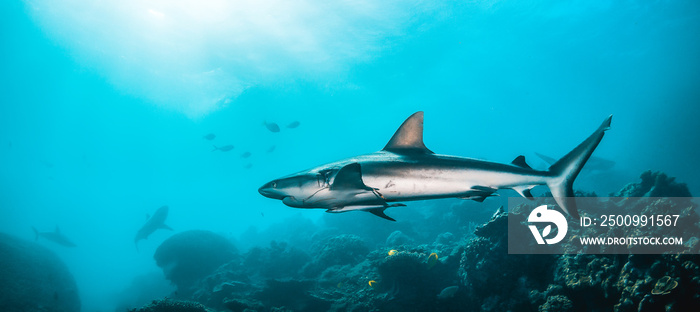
134,205,172,250
32,226,77,247
259,112,612,221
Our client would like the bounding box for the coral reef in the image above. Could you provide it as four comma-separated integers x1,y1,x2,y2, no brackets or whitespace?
613,170,692,197
373,249,449,310
538,295,573,312
153,230,238,295
115,272,175,312
255,279,331,311
459,211,558,311
386,230,414,246
136,171,698,312
302,234,369,277
128,299,211,312
243,240,310,280
0,233,80,312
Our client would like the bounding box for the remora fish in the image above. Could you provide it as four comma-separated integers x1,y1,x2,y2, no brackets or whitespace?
259,112,611,221
134,206,172,247
32,226,76,247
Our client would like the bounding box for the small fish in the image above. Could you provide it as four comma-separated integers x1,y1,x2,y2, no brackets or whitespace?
267,145,276,153
203,133,216,140
388,249,398,256
264,121,280,133
212,145,234,152
368,280,378,288
32,226,76,247
286,121,300,129
427,252,438,269
241,151,252,158
437,286,459,299
244,163,253,169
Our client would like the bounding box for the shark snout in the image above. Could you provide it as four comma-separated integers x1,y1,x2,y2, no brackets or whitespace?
258,181,285,200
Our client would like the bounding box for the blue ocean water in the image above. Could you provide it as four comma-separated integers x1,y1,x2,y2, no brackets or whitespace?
1,1,699,311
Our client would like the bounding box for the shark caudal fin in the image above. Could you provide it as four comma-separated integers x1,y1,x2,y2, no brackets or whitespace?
546,115,612,219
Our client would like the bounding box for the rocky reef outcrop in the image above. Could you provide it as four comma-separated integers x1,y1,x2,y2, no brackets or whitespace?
613,170,692,197
0,233,80,312
154,230,238,296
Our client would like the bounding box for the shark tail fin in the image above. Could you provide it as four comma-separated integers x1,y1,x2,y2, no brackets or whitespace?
32,226,39,241
212,145,219,152
546,115,612,219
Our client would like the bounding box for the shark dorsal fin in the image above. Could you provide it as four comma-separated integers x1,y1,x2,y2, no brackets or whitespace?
331,163,372,191
511,155,532,169
383,111,434,154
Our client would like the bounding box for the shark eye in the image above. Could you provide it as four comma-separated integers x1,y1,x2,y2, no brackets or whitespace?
271,181,277,188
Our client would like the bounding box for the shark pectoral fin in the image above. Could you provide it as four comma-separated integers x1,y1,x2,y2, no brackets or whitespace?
160,224,173,231
511,155,532,169
330,163,372,191
512,185,535,199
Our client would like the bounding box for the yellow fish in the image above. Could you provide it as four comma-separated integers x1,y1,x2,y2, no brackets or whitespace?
368,280,378,288
427,252,438,269
388,249,398,256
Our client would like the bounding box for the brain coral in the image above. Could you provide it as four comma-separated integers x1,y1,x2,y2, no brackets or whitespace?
0,233,80,312
154,230,237,293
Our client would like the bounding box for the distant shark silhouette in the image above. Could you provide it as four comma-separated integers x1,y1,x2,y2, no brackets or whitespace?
32,226,76,247
259,112,612,220
134,206,172,249
535,152,615,172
